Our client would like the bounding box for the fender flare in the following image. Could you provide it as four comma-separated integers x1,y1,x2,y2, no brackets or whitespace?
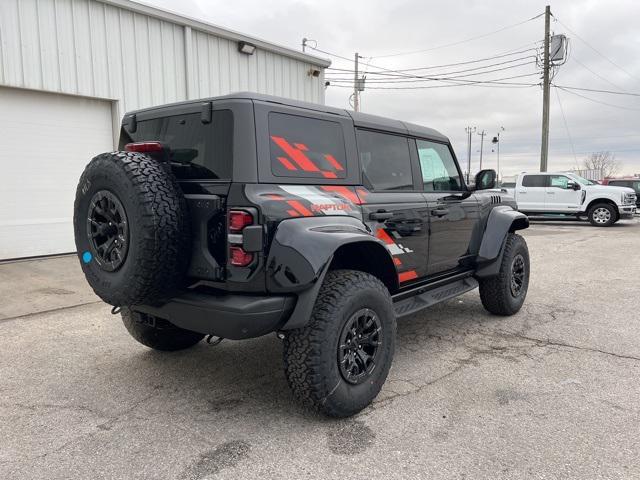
475,206,529,278
266,216,397,330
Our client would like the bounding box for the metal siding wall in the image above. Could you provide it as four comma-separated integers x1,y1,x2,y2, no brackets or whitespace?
0,0,325,113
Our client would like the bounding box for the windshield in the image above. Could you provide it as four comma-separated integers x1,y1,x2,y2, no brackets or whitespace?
567,173,593,186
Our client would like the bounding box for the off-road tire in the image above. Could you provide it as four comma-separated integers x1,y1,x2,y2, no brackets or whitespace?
283,270,396,418
121,308,204,351
479,233,529,316
587,202,616,227
73,151,190,306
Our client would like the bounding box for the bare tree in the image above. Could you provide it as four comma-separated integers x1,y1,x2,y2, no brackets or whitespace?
583,151,621,178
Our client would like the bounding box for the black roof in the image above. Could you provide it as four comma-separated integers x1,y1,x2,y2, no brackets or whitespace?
125,92,449,142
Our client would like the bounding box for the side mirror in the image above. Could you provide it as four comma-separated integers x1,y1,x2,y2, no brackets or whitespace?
474,169,497,190
567,181,580,190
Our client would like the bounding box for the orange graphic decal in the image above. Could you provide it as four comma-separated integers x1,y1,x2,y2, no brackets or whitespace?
286,200,314,217
271,136,320,172
320,186,362,204
324,154,344,171
398,271,418,282
278,157,297,171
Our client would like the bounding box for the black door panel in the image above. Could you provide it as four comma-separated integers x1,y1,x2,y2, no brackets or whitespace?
360,190,430,284
423,192,479,274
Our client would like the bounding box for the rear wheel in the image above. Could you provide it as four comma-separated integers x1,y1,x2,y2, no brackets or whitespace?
121,308,204,351
588,203,616,227
479,233,530,316
283,270,396,418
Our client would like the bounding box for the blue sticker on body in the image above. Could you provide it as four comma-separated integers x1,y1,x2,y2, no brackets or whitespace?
82,251,92,263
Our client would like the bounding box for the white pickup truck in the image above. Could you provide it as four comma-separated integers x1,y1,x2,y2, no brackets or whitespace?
511,172,637,226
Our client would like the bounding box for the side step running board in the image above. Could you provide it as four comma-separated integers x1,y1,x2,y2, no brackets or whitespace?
393,277,479,318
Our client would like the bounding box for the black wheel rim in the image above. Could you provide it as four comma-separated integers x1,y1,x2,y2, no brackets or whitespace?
510,254,526,297
86,190,129,272
338,308,382,385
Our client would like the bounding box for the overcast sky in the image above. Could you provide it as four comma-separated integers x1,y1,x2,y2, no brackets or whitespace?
143,0,640,177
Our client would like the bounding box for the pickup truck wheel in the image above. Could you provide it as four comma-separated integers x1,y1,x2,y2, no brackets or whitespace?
479,233,529,316
121,308,204,351
588,203,616,227
283,270,396,418
73,151,191,306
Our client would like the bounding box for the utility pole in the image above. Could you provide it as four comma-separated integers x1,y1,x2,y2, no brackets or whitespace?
477,130,486,171
492,127,505,185
540,5,551,172
302,38,307,52
353,52,360,112
465,126,476,183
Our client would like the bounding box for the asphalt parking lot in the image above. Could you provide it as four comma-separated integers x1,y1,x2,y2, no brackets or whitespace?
1,217,639,480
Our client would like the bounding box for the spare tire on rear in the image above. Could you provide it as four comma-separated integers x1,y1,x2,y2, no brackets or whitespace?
73,151,191,306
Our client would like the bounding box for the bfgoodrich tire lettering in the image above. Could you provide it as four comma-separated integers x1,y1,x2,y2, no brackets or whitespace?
478,233,530,316
283,269,396,418
73,152,191,306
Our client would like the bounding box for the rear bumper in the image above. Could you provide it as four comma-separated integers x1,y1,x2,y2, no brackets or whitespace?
134,291,296,340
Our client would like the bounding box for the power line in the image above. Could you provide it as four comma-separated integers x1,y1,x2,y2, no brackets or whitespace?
554,86,640,111
552,85,640,97
325,46,539,75
568,55,629,93
325,56,536,82
329,74,539,90
555,17,640,84
327,69,540,85
372,13,544,58
554,87,578,164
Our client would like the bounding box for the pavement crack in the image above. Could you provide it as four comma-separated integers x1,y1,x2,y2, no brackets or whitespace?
486,330,640,362
0,300,103,324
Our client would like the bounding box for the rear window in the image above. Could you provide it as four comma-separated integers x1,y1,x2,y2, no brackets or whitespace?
121,110,233,180
358,130,413,191
522,175,547,187
269,113,347,179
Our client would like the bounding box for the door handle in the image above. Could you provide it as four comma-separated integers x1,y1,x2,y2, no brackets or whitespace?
431,208,449,217
369,210,394,221
547,191,555,195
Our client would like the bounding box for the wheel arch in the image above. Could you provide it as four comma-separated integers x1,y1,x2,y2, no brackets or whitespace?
585,197,619,215
329,241,399,294
267,216,398,330
477,206,529,263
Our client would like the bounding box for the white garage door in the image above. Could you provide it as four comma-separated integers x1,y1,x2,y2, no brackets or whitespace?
0,87,114,259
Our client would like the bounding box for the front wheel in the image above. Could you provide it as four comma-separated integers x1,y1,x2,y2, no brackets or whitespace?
283,270,396,418
479,233,530,316
588,203,616,227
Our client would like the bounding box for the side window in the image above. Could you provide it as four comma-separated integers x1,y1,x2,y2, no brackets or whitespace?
416,139,463,191
268,112,347,179
549,175,570,188
357,130,413,191
522,175,547,187
633,181,640,193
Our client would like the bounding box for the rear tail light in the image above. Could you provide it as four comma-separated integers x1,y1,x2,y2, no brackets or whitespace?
124,142,164,153
228,210,253,232
227,209,254,267
229,246,253,267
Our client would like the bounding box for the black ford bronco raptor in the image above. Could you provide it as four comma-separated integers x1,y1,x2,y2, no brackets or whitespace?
74,92,530,417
